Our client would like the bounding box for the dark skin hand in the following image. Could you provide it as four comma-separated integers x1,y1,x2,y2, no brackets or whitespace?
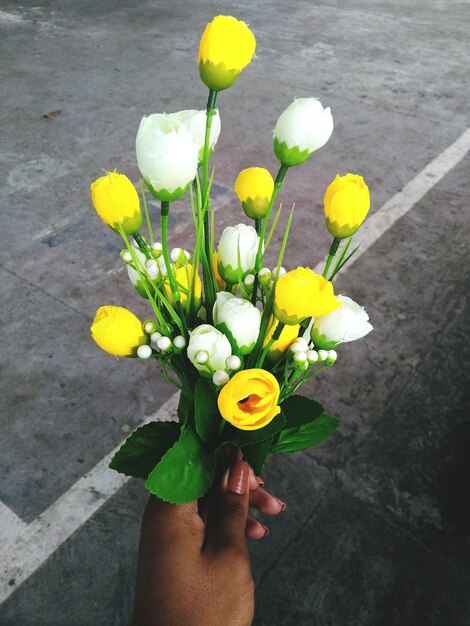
132,460,286,626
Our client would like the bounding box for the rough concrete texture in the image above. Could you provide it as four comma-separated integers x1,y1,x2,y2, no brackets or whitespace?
0,0,469,624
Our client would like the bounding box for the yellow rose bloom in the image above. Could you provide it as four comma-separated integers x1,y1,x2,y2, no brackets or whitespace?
218,369,281,431
263,317,300,361
91,306,147,357
212,252,225,290
165,264,202,309
234,167,274,219
274,267,340,325
90,170,142,235
324,173,370,238
198,15,256,91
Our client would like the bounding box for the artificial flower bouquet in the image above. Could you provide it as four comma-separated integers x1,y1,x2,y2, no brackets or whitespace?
89,15,373,504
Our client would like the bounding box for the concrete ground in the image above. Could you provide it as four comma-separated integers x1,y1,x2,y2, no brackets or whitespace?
0,0,469,624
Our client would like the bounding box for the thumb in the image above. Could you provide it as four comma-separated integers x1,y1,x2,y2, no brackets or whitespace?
204,460,250,555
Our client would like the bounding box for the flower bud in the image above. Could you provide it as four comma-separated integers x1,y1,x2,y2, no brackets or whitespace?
90,170,142,234
311,294,373,349
213,291,261,355
234,167,274,219
217,223,260,285
195,351,209,364
136,113,199,201
226,355,242,371
150,242,163,258
213,370,230,386
198,15,256,91
145,259,160,279
318,349,329,362
91,306,147,357
324,174,370,238
258,268,272,286
244,274,255,287
327,350,338,363
173,335,187,350
273,98,333,167
293,351,308,370
173,109,221,163
291,337,309,352
150,331,162,346
187,324,232,376
120,250,133,264
143,319,157,334
137,345,153,359
157,336,172,353
170,247,191,265
306,349,319,364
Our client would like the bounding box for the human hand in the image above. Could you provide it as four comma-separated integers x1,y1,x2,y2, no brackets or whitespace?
131,460,286,626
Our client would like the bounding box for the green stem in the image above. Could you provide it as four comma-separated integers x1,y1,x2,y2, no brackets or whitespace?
160,202,188,335
132,233,151,258
201,89,218,321
255,164,289,273
322,237,341,278
140,180,155,245
257,321,285,369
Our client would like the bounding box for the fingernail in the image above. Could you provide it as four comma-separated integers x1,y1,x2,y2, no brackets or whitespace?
256,475,265,487
261,523,270,537
227,460,249,495
275,498,286,512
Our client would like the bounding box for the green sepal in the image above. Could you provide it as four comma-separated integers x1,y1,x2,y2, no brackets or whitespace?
271,411,340,454
223,411,286,447
177,392,194,425
145,426,216,504
242,196,269,220
194,379,222,443
242,437,273,476
109,211,143,236
325,216,359,239
109,421,180,479
310,328,340,351
144,178,189,202
273,138,311,167
217,260,253,287
199,60,239,91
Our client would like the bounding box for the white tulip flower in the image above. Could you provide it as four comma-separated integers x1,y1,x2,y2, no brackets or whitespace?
187,324,232,376
136,113,199,201
311,294,373,349
217,223,261,284
213,291,261,355
173,109,221,162
274,98,333,166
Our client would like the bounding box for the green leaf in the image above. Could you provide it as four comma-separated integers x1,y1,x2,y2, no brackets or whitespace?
109,421,180,479
145,427,216,504
281,394,325,428
223,411,286,447
194,379,222,443
271,414,340,453
242,437,273,476
177,391,194,424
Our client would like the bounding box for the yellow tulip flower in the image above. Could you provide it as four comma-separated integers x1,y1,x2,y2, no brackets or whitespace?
90,171,142,234
263,317,300,361
234,167,274,219
324,173,370,239
218,369,280,431
91,306,147,357
198,15,256,91
165,264,202,309
274,267,340,325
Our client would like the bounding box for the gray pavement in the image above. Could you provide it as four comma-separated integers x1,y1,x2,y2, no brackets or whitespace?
1,0,469,624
